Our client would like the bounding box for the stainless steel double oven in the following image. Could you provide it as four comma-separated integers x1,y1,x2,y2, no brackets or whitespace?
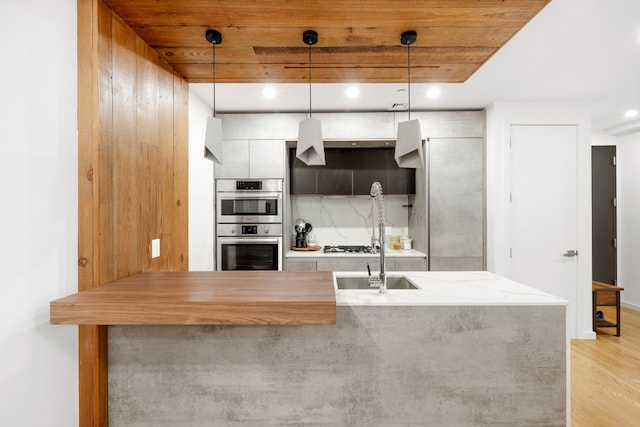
216,179,283,270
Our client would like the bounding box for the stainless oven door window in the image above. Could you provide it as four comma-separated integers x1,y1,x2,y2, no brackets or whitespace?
220,198,278,216
216,192,282,223
217,238,283,271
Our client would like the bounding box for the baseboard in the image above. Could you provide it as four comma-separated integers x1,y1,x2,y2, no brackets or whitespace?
578,330,596,340
622,301,640,311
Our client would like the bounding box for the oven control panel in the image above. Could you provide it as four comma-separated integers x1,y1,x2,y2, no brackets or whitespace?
217,223,283,237
241,225,257,234
216,179,283,192
236,181,261,190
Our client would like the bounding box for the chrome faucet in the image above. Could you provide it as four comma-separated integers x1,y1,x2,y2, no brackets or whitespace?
369,182,387,293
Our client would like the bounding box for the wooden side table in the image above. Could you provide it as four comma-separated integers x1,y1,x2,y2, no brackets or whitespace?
592,281,624,336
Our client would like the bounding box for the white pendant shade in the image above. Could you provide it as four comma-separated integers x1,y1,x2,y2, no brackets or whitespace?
204,116,223,164
296,117,325,165
395,119,423,168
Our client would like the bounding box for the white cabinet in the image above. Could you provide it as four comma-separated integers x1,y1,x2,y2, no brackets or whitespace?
249,139,284,178
285,256,428,272
394,258,428,271
216,140,250,178
215,139,285,179
316,258,375,272
285,259,317,271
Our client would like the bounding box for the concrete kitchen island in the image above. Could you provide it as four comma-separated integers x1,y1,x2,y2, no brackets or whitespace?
96,271,568,426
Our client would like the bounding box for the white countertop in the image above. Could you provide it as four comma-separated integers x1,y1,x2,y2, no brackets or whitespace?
333,271,567,307
286,248,426,258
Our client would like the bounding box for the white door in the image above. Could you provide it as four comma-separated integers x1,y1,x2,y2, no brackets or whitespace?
510,125,578,336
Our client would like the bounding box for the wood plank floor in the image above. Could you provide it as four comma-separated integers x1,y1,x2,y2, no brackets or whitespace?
572,306,640,426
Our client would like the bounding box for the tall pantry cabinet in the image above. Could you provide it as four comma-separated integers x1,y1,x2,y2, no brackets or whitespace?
409,111,485,271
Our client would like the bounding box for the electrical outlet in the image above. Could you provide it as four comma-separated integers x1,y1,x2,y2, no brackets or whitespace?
151,239,160,258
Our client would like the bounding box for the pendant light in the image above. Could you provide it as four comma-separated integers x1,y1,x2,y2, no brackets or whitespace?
395,30,424,169
204,29,223,164
296,30,325,166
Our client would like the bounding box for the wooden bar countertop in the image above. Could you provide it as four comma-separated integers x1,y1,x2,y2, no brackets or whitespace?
50,271,336,326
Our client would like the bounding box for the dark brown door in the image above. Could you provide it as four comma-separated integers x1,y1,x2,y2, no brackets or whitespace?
591,146,617,284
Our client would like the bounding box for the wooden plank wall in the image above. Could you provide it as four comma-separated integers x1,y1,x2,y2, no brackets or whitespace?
77,0,189,425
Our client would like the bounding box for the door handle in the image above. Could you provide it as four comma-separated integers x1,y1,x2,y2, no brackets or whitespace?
563,250,578,257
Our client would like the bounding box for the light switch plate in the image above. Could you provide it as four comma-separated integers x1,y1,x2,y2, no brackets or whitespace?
151,239,160,258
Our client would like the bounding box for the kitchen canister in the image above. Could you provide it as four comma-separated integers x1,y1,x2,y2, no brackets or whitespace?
400,236,412,249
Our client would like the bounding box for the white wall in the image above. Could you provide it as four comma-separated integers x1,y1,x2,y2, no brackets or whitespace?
0,1,78,425
591,130,618,147
188,89,215,271
486,102,593,339
617,131,640,309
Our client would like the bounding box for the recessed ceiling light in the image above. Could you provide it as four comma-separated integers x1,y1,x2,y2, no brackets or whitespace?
624,109,638,118
426,87,441,99
262,86,276,99
346,86,360,98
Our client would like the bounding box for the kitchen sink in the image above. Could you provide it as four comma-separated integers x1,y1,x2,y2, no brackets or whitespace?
335,275,419,290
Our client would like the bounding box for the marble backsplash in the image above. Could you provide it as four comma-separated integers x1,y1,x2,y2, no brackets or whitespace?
291,195,410,246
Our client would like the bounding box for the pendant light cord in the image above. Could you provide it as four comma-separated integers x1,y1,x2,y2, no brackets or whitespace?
407,42,411,121
212,41,216,117
308,43,312,118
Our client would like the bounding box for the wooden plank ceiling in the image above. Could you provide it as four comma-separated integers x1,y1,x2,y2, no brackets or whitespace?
102,0,551,84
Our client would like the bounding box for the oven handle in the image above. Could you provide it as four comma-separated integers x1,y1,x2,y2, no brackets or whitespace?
217,237,282,245
216,192,282,199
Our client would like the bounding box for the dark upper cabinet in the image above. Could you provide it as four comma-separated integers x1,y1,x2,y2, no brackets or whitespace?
387,151,416,195
352,149,389,195
317,148,352,195
289,147,415,195
290,155,317,194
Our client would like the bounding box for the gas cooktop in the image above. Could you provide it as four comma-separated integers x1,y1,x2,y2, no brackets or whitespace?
323,245,374,254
